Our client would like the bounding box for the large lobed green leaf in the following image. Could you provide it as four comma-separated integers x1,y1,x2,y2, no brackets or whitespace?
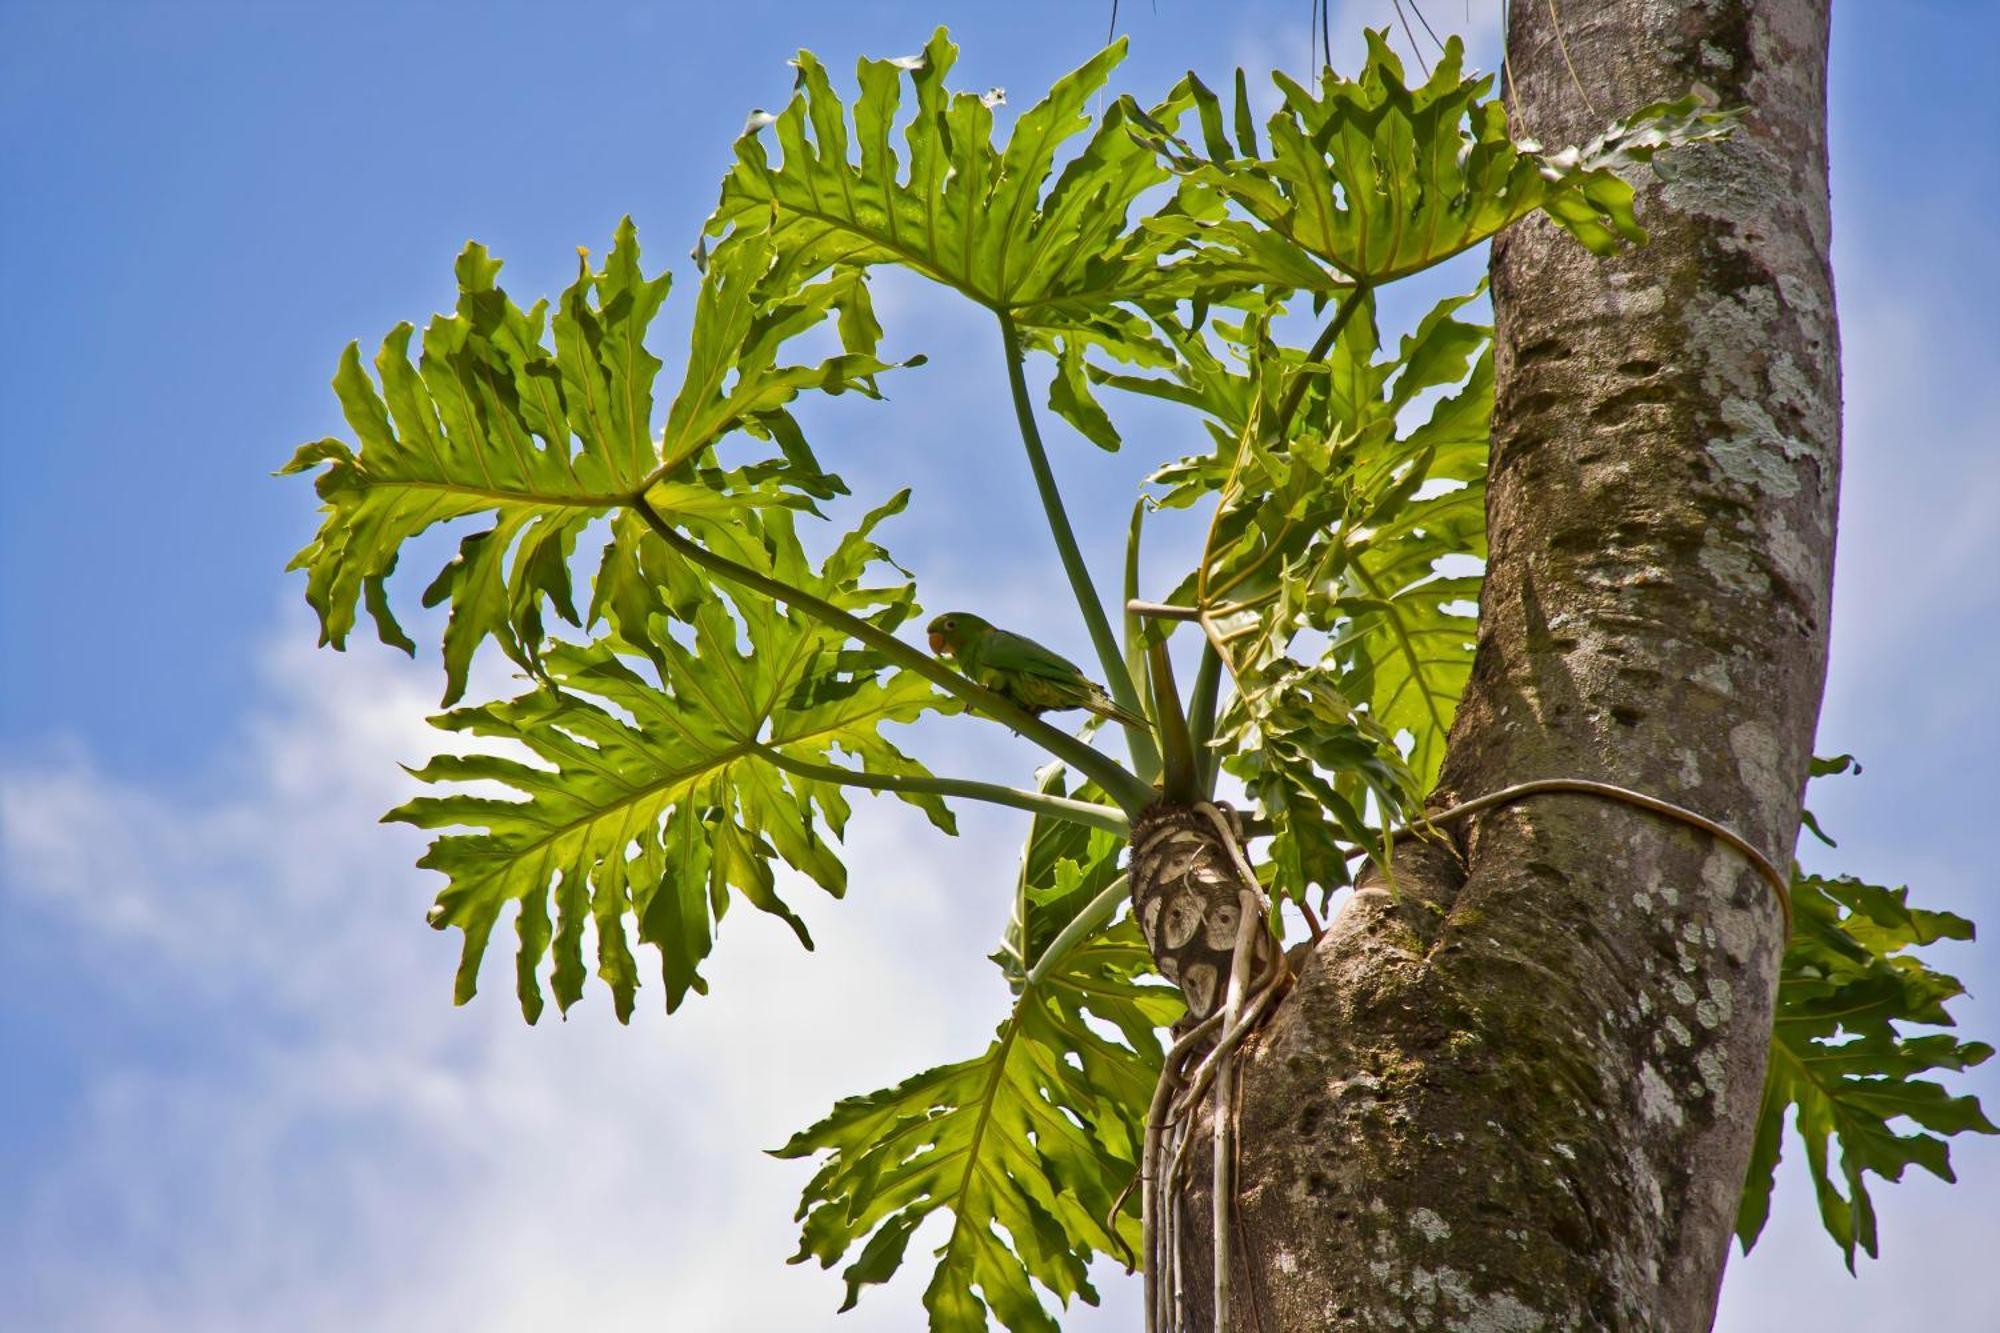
1217,660,1415,903
1097,286,1490,899
1740,870,1994,1267
1137,31,1736,289
780,773,1175,1331
389,499,956,1022
282,220,899,703
1325,295,1490,790
703,27,1219,407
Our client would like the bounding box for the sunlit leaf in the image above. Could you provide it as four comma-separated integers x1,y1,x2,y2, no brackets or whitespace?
389,500,955,1022
782,775,1173,1331
703,25,1221,459
282,221,900,703
1740,871,1994,1268
1138,32,1736,288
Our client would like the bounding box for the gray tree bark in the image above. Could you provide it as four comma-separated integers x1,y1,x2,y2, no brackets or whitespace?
1175,2,1841,1327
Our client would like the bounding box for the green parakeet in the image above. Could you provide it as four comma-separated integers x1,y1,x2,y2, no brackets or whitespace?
927,611,1146,728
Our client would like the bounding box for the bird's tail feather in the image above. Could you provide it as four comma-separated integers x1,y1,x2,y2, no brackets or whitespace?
1085,693,1149,730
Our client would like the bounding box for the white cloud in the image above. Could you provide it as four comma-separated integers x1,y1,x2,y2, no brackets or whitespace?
11,620,1985,1332
0,622,1141,1331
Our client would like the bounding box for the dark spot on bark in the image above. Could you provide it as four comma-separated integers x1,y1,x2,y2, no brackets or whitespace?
1523,859,1569,886
1617,358,1663,377
1694,242,1778,306
1518,337,1572,367
1676,0,1759,97
1514,389,1563,418
1499,425,1551,463
1610,705,1645,727
1590,382,1681,426
1550,1202,1594,1254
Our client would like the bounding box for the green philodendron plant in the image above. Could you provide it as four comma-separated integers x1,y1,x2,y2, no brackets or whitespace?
283,29,1991,1330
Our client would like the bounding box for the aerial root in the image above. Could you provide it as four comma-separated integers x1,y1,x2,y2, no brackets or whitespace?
1128,800,1287,1333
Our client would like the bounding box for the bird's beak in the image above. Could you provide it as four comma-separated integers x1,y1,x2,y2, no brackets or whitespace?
928,632,946,655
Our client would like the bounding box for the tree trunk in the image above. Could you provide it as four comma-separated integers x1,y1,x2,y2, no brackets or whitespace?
1178,2,1841,1327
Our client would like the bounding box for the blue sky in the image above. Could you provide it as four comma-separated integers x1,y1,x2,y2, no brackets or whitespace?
1,1,1994,1329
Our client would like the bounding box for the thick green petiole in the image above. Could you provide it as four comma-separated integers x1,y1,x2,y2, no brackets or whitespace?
630,492,1157,814
1147,636,1199,804
754,746,1129,835
1273,287,1370,443
1186,641,1224,796
1122,500,1161,786
998,315,1158,777
1023,873,1131,988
